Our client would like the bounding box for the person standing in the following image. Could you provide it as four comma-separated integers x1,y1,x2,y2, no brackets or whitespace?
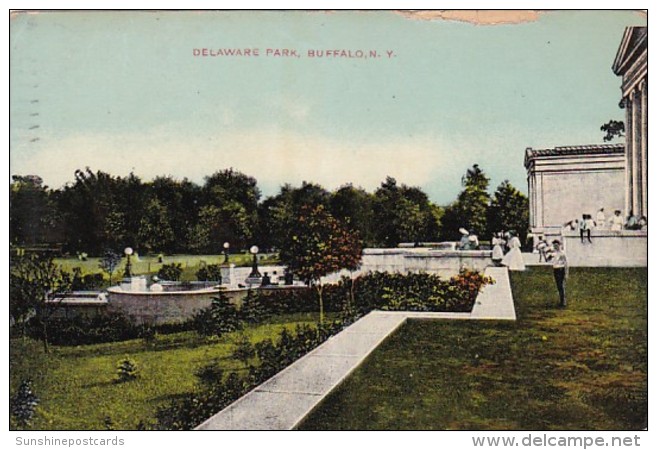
536,236,549,262
501,231,525,271
596,208,606,230
458,228,470,250
491,232,505,266
547,240,568,308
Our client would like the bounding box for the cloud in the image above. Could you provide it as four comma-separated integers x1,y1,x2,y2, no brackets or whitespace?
10,126,470,199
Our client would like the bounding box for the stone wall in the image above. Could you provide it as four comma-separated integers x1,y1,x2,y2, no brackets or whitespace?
322,248,493,281
562,230,647,267
106,285,309,325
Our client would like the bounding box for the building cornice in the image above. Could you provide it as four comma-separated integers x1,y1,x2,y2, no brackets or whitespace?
524,143,625,168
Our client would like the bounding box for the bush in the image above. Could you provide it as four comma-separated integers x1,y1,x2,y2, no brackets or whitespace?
116,358,138,383
26,312,139,346
196,264,222,283
193,293,241,338
239,290,272,324
158,263,183,281
232,334,255,366
195,363,224,388
70,267,106,290
11,379,39,429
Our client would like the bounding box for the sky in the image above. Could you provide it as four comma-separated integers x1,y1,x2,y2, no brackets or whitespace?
9,10,647,205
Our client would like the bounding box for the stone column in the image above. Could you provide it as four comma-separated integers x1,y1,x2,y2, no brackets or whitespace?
640,79,647,217
625,93,633,217
527,171,536,228
633,88,641,216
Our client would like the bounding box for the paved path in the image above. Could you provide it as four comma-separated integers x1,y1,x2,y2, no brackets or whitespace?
196,267,515,430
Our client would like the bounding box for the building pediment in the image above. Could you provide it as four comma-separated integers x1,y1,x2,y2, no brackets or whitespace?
612,27,647,76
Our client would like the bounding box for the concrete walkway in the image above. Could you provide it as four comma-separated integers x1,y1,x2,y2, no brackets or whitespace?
196,267,515,430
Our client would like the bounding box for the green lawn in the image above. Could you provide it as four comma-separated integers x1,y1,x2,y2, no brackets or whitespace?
10,313,323,430
53,252,280,282
298,267,647,430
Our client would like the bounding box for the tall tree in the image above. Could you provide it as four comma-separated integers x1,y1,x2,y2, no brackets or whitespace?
440,164,491,240
138,197,175,253
10,175,59,247
257,182,331,251
487,180,529,243
372,177,438,246
330,184,376,247
279,205,362,324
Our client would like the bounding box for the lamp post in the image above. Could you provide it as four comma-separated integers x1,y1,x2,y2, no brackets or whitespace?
123,247,133,278
223,241,230,264
248,245,261,278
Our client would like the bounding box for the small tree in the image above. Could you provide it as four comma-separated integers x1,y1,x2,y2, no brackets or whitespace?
279,205,362,324
441,164,491,240
10,379,39,429
99,250,121,286
116,358,139,383
194,293,241,337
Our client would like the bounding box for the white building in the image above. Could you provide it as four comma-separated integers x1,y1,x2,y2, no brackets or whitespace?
612,26,647,219
525,143,625,234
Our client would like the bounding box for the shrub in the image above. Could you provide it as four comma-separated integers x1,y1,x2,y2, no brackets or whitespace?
232,334,255,366
195,363,224,388
193,293,241,338
70,268,106,290
196,264,222,283
158,263,183,281
27,312,139,346
239,290,272,324
116,358,139,383
11,379,39,429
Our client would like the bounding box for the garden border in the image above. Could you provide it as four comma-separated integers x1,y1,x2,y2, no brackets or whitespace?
196,267,515,430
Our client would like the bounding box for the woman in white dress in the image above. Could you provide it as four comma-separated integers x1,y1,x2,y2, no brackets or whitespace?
501,232,526,271
491,232,505,266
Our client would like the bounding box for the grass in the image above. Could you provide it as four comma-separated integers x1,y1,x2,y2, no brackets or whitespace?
298,267,647,430
10,313,326,430
53,253,280,282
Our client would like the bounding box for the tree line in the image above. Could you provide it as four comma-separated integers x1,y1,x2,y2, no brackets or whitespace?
10,164,528,255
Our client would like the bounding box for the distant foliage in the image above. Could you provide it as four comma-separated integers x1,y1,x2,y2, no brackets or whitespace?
11,379,39,429
157,263,183,281
195,264,222,282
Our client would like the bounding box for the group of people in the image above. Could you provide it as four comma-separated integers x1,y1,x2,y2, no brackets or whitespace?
457,228,480,250
564,208,647,244
491,231,525,271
